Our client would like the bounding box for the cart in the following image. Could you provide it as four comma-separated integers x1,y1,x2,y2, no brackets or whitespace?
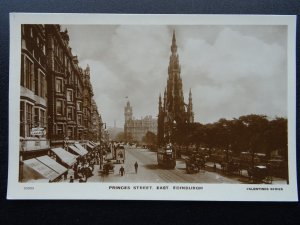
101,162,115,175
247,165,272,184
185,159,199,174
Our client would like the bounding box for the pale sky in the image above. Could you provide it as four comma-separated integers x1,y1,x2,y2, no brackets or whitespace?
63,25,287,127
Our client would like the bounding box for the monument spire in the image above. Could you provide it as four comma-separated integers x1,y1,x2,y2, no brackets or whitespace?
188,88,194,123
158,93,162,113
158,30,195,145
171,30,177,54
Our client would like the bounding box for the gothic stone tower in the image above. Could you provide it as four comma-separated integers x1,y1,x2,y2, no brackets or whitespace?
157,30,194,146
157,94,165,146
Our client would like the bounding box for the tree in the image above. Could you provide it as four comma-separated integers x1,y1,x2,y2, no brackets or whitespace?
125,132,133,143
264,117,287,160
238,114,269,167
116,132,125,142
142,131,157,145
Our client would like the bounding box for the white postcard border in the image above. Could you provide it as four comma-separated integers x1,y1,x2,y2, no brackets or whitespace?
8,13,298,201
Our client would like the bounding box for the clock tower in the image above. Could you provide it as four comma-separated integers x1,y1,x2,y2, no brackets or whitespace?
124,101,133,122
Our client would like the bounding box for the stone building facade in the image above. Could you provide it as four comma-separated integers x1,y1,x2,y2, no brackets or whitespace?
19,24,104,182
20,24,101,150
20,24,50,158
124,101,157,142
45,25,97,146
91,98,102,142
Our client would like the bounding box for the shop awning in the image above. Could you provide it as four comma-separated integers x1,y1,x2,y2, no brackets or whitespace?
36,155,67,175
89,141,97,146
87,142,95,150
51,148,77,167
22,158,60,182
69,145,87,156
74,143,88,155
88,141,95,147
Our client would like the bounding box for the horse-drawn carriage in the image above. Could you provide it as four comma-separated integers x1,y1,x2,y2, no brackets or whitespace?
247,165,272,184
185,159,199,174
185,153,206,174
220,161,241,175
101,161,115,175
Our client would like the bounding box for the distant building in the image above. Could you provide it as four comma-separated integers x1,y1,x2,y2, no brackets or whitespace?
157,31,194,146
124,101,157,142
91,98,101,142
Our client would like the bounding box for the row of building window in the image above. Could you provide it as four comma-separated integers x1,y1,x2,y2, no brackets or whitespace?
22,25,46,58
53,39,73,75
20,25,99,141
19,101,86,139
20,101,46,137
55,124,83,139
55,77,83,100
21,56,46,98
56,99,83,124
56,99,82,114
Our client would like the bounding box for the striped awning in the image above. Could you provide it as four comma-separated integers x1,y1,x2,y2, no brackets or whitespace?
69,145,87,156
87,142,95,150
74,143,89,155
90,141,99,146
36,155,67,175
51,147,77,167
22,158,60,182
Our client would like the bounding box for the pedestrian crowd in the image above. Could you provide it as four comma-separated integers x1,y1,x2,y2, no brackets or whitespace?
67,144,141,181
70,146,106,183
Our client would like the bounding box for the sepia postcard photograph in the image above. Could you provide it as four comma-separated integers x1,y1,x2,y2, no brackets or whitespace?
7,13,297,201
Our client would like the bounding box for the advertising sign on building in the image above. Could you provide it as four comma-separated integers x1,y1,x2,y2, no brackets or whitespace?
31,127,46,136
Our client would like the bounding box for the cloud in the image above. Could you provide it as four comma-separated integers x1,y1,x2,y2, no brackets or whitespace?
180,27,287,123
66,25,287,126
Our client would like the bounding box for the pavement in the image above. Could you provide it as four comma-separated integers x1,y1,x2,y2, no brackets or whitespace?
204,162,288,185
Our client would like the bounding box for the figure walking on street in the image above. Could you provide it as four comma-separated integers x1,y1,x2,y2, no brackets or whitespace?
119,166,125,176
134,161,138,174
69,176,74,183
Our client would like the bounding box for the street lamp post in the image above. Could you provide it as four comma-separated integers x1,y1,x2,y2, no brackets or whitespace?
172,120,177,157
64,136,69,151
99,122,106,169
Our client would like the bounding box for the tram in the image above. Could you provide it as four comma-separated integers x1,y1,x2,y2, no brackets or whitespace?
157,144,176,169
115,145,125,164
